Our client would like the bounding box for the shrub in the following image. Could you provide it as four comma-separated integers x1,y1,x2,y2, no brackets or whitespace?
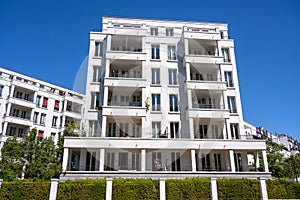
267,179,300,199
57,179,106,200
217,178,260,200
0,181,50,200
166,178,210,200
112,178,159,200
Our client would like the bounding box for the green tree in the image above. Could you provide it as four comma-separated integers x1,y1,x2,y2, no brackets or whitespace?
266,140,286,178
283,154,300,182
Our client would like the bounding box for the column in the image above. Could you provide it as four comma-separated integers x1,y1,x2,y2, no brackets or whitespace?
160,178,166,200
106,35,111,52
258,178,268,200
6,103,12,117
106,177,113,200
229,150,235,172
189,118,194,139
223,120,228,139
141,149,146,172
2,122,8,136
104,60,110,78
99,148,105,172
62,147,69,171
255,152,260,170
187,90,193,109
184,38,189,55
225,119,231,139
262,150,269,172
191,149,196,172
210,178,218,200
103,86,109,106
185,63,191,81
141,117,145,138
101,116,107,137
49,179,59,200
9,85,15,97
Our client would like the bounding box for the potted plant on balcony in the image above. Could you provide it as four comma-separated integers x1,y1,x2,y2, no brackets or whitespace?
144,97,150,112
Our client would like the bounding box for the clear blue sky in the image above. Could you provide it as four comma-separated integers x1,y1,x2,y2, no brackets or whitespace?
0,0,299,140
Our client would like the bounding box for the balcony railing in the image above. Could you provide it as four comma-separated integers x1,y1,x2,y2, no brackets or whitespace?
109,72,142,79
192,104,225,109
111,47,142,52
194,132,224,139
189,49,218,56
190,75,221,82
12,96,34,102
66,108,82,114
108,101,142,107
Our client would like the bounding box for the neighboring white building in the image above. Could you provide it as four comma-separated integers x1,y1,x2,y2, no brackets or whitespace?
61,17,270,179
0,67,85,149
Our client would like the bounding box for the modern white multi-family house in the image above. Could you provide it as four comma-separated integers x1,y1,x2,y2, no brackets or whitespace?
0,67,85,149
59,16,270,179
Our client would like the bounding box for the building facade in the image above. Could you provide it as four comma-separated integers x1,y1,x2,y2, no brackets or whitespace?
61,17,270,179
0,67,85,149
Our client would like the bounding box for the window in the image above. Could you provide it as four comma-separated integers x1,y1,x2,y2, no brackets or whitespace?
169,94,179,112
108,123,116,137
36,95,41,106
38,130,44,138
168,69,177,85
132,153,140,171
91,92,101,109
94,42,103,57
224,71,234,87
86,151,97,171
152,122,161,138
171,152,181,171
20,111,26,119
93,66,101,82
105,152,115,171
11,108,20,117
202,154,210,170
152,152,162,171
42,97,48,108
220,31,224,39
168,45,177,60
151,94,161,111
33,112,39,124
234,153,243,171
170,122,179,138
151,45,160,59
118,152,128,170
54,100,60,111
0,85,4,97
222,48,230,62
39,84,44,89
15,91,23,99
214,154,222,171
132,124,140,138
51,132,56,141
166,28,174,36
40,113,46,125
89,120,99,137
150,27,158,36
151,68,160,84
52,116,58,127
120,123,129,137
227,97,237,113
230,123,240,139
199,125,208,139
211,125,219,139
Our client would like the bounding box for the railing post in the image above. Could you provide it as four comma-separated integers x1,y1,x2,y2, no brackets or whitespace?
160,178,166,200
49,178,59,200
259,178,268,200
0,179,3,189
210,178,218,200
106,177,113,200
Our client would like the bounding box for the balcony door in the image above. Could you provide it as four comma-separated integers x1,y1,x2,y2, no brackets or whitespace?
132,153,140,171
234,153,243,172
86,151,97,171
214,153,222,171
171,152,181,171
105,152,115,171
118,152,128,170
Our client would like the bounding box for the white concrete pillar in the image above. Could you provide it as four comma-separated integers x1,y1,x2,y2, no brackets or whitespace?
99,148,105,172
189,118,194,139
184,38,189,55
255,152,260,170
229,150,235,172
6,103,12,117
210,178,218,200
141,117,145,138
191,149,196,172
186,63,191,81
160,178,166,200
101,116,107,137
141,149,146,171
187,90,193,109
49,179,59,200
106,35,111,52
262,150,269,172
103,86,109,106
2,122,8,136
9,85,15,97
62,147,69,171
104,60,110,78
259,178,268,200
106,177,113,200
225,119,231,139
223,120,228,139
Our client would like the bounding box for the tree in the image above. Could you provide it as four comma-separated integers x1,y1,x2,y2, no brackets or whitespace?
266,140,286,178
283,154,300,182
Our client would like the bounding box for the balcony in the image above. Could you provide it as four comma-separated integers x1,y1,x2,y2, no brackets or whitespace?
8,97,35,109
102,106,146,117
4,116,33,126
183,27,221,40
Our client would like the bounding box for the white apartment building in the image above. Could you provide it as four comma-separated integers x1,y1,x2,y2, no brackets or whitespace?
60,17,270,179
0,67,85,149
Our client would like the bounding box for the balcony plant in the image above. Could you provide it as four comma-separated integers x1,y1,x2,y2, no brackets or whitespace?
144,97,150,112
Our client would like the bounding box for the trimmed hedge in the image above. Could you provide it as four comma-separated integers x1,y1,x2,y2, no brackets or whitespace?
0,181,50,200
217,178,260,200
267,179,300,199
166,178,210,200
57,179,106,200
112,178,159,200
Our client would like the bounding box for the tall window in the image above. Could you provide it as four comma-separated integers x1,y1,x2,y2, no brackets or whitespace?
33,112,39,124
151,94,161,111
224,71,234,87
151,68,160,84
52,116,58,127
93,66,101,82
91,92,101,109
152,152,162,171
105,152,115,171
40,113,46,125
168,69,177,85
0,85,3,97
94,42,103,57
169,94,179,112
222,48,230,62
199,125,208,139
171,152,181,171
214,153,222,171
120,123,129,137
151,45,160,59
89,120,99,137
108,123,116,137
152,122,161,138
36,95,41,106
202,154,211,170
170,122,179,138
132,124,140,138
166,28,174,36
150,27,158,36
168,45,176,60
132,153,140,171
42,97,48,108
54,100,60,111
227,96,237,113
230,123,240,139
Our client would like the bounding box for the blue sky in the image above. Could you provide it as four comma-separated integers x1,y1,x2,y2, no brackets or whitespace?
0,0,299,139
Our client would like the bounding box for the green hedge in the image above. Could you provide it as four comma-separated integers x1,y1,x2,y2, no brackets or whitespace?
0,181,50,200
57,179,106,200
166,178,210,200
267,179,300,199
217,178,260,199
112,178,159,200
